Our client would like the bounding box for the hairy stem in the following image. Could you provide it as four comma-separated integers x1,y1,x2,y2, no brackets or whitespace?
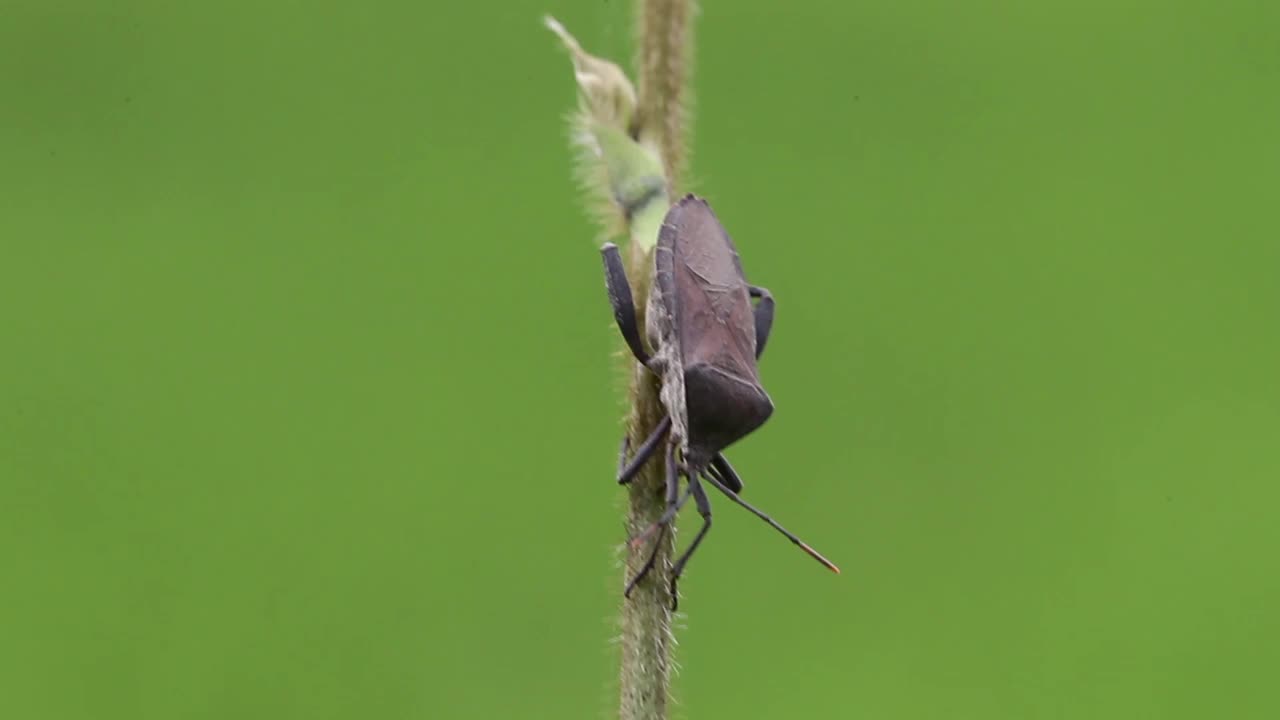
636,0,694,193
618,363,673,720
621,4,692,718
546,3,694,718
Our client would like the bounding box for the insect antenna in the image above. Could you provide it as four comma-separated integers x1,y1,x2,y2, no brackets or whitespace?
700,472,841,574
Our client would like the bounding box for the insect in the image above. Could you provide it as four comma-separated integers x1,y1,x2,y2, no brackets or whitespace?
600,194,839,610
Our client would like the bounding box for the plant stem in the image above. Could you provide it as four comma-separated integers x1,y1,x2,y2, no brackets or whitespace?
620,3,692,718
636,0,694,193
546,3,694,717
617,361,674,720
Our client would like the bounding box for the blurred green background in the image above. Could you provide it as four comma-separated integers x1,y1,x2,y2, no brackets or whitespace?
2,1,1278,718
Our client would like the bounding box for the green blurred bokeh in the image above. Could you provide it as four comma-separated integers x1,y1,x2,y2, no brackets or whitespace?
2,1,1278,718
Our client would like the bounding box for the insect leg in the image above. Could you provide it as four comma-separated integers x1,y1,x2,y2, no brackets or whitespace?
708,452,744,495
701,473,841,574
616,415,672,484
629,483,692,550
748,285,775,359
624,441,682,599
669,476,713,611
623,525,667,599
601,242,652,366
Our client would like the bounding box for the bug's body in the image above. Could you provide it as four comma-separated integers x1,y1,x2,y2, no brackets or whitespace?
646,197,773,471
599,194,837,609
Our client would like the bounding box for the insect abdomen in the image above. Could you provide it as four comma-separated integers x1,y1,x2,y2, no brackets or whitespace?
683,363,773,465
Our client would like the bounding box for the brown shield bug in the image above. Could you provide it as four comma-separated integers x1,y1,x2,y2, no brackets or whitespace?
600,194,839,609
